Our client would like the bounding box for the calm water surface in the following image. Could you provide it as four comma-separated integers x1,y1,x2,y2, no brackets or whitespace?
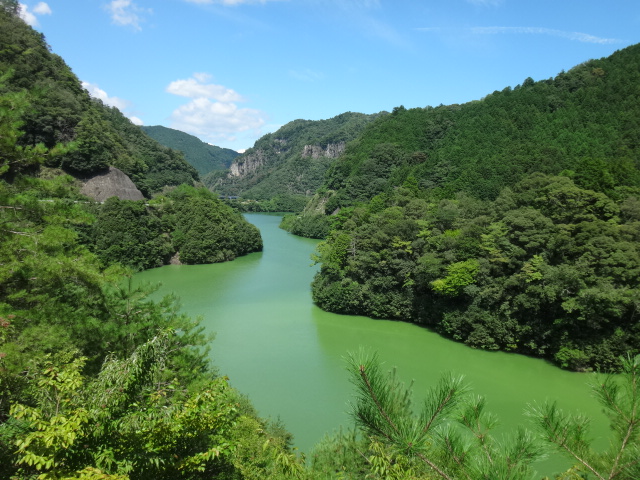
135,213,608,476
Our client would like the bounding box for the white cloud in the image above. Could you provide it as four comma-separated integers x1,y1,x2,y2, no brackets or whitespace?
82,81,130,111
166,74,244,102
105,0,151,31
82,81,143,124
471,26,621,44
166,74,267,145
33,2,51,15
18,2,51,27
18,4,37,26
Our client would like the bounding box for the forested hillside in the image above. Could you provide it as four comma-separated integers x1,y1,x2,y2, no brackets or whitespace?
0,4,288,478
321,44,640,209
0,2,199,195
207,112,381,211
142,125,240,176
309,44,640,372
82,185,262,270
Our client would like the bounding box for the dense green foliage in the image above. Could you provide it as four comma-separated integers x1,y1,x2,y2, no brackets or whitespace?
84,186,262,270
307,44,640,370
0,5,199,195
164,185,263,264
142,125,240,176
312,176,640,371
89,197,173,270
280,46,640,238
278,193,336,238
279,213,330,239
208,112,381,203
3,3,640,477
0,9,291,478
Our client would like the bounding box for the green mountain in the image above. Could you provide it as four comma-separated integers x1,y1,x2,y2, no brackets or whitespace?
319,45,640,211
309,44,640,372
0,2,198,196
141,125,240,176
207,112,382,208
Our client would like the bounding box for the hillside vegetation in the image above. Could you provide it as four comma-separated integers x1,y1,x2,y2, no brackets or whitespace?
2,0,640,478
207,112,381,210
0,1,199,195
308,44,640,371
0,4,289,479
142,125,240,176
321,45,640,208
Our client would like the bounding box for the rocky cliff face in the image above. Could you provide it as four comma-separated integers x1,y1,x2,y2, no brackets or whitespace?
80,167,145,202
301,142,346,159
213,112,380,198
229,150,267,177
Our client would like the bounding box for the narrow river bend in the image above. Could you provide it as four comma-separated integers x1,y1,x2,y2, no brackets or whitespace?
135,213,608,475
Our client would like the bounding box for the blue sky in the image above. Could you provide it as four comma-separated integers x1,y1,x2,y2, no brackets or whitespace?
19,0,640,152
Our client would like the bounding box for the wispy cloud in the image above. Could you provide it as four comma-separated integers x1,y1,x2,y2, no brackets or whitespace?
105,0,151,31
363,16,407,46
33,2,51,15
471,26,622,44
416,25,621,45
18,2,52,27
166,73,267,145
327,0,381,11
82,81,143,124
289,68,325,82
466,0,504,6
183,0,283,5
319,0,405,47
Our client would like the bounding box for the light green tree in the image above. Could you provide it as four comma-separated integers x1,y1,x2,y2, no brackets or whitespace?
10,332,239,480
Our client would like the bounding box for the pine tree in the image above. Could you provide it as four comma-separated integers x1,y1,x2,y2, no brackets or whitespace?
527,354,640,480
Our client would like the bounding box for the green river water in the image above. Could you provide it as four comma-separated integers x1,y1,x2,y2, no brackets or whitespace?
135,213,609,476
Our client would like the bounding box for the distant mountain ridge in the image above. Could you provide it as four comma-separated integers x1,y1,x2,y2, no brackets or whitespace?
207,112,383,201
141,125,240,176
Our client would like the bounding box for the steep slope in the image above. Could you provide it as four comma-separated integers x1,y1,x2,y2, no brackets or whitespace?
0,5,287,474
207,111,382,202
141,125,240,176
320,44,640,211
0,5,198,196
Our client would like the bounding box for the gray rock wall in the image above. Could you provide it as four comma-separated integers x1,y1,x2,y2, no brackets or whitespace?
80,167,145,202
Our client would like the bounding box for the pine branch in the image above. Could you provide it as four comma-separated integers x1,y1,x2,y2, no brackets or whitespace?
358,363,401,439
532,403,605,480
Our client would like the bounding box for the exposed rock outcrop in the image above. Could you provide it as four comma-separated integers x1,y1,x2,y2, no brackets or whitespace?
80,167,145,202
301,142,346,159
169,251,182,265
229,150,266,177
